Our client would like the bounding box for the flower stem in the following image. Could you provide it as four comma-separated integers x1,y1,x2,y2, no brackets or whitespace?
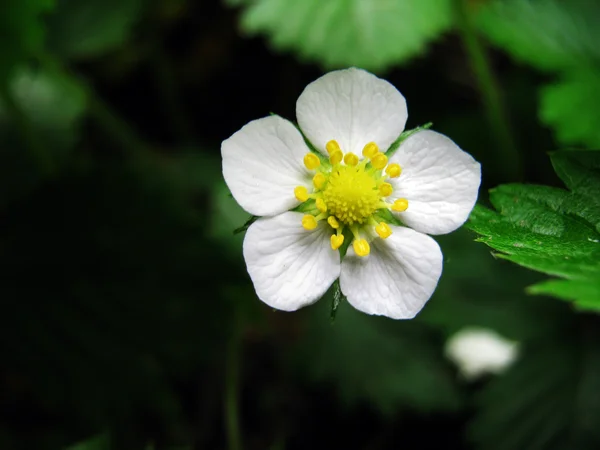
225,328,243,450
453,0,522,180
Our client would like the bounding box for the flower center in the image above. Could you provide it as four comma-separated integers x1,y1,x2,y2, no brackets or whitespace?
294,140,409,257
322,165,379,225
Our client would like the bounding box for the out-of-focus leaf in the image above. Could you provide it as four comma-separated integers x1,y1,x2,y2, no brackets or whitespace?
476,0,600,72
540,70,600,149
293,301,462,415
0,66,87,207
467,151,600,311
0,0,53,83
419,230,565,342
65,434,110,450
226,0,453,70
469,315,600,450
45,0,142,59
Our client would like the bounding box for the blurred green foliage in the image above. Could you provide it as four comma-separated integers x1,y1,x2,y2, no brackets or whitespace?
0,0,599,449
226,0,454,70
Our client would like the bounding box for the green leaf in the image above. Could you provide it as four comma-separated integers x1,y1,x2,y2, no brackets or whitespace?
467,152,600,311
0,0,54,83
292,301,462,415
45,0,142,59
476,0,600,72
540,70,600,149
469,317,600,450
65,434,110,450
227,0,453,70
528,279,600,311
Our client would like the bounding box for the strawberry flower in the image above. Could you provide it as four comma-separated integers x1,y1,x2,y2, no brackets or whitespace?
222,68,481,319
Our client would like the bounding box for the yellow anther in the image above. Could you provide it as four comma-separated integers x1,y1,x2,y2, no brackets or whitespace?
294,186,309,202
304,153,321,170
353,238,371,257
371,152,388,170
386,163,402,178
379,182,393,197
313,172,326,189
326,140,341,155
330,234,345,250
392,198,409,212
375,222,392,239
344,152,359,166
329,149,343,165
362,142,379,158
327,216,340,229
316,197,327,213
302,214,318,230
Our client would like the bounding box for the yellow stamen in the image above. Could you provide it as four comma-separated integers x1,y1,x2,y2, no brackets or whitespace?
344,152,359,166
386,163,402,178
327,216,340,229
330,234,344,250
362,142,379,159
304,153,321,170
379,182,393,197
392,198,409,212
353,238,370,257
302,214,318,230
316,197,327,213
375,222,392,239
313,172,326,189
329,149,343,165
294,186,309,202
326,140,341,155
371,152,388,170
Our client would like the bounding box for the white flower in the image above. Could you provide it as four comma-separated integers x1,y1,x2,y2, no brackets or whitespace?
445,328,519,379
221,68,481,319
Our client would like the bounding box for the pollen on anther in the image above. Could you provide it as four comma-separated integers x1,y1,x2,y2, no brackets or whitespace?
392,198,409,212
294,186,309,202
330,234,344,250
353,238,370,257
362,142,378,158
302,214,318,230
379,182,393,197
327,216,339,229
313,172,326,189
371,152,388,170
375,222,392,239
344,152,359,166
326,140,341,155
304,153,321,170
386,163,402,178
329,150,343,165
316,198,327,213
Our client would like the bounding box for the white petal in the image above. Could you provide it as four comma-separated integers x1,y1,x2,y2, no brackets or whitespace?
296,68,407,156
389,130,481,235
222,116,312,216
243,212,340,311
340,226,442,319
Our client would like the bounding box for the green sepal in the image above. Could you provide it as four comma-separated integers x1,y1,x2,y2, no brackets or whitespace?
330,279,345,323
374,208,404,227
291,198,317,214
337,227,354,259
385,122,433,158
233,215,258,235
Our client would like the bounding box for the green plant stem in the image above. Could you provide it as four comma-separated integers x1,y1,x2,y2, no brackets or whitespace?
225,329,242,450
453,0,522,180
0,82,54,176
37,53,149,157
